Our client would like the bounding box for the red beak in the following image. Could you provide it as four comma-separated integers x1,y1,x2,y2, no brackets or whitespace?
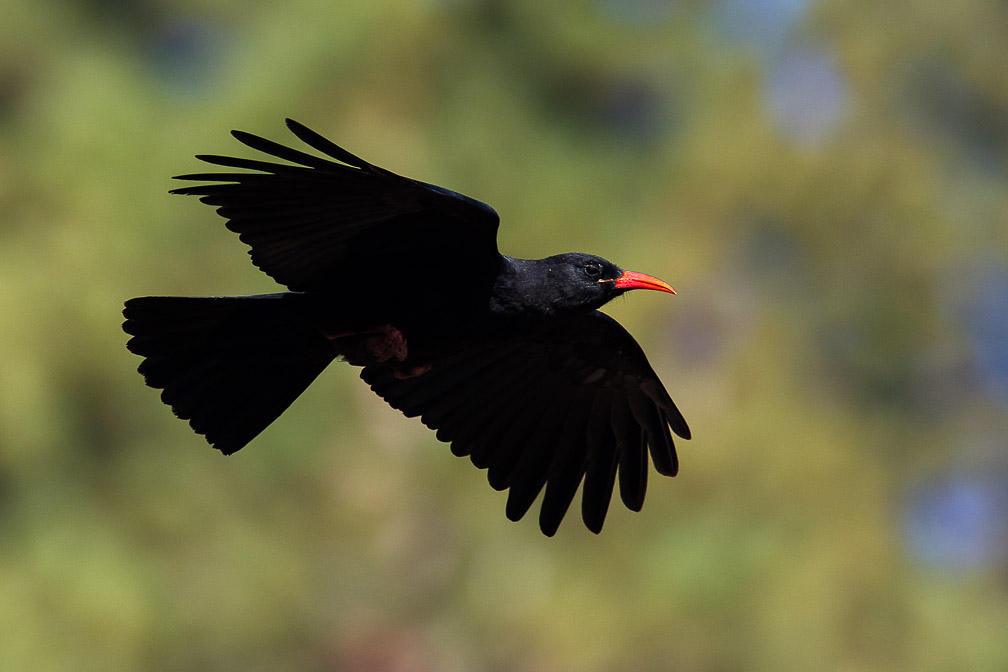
612,270,676,294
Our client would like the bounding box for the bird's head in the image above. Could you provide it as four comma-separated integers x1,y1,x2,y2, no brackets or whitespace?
536,252,675,314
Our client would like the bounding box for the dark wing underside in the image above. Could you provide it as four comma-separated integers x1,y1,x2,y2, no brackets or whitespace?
361,311,691,536
169,119,502,294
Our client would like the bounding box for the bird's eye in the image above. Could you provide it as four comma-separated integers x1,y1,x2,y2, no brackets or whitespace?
584,262,603,278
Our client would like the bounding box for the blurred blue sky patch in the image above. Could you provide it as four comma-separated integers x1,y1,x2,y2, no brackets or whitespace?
713,0,815,53
963,263,1008,400
764,46,849,146
905,470,1008,570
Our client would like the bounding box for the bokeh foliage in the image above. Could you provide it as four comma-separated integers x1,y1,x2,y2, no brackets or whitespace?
2,0,1007,670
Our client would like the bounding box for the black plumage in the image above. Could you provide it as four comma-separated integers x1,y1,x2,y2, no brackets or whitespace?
123,119,690,535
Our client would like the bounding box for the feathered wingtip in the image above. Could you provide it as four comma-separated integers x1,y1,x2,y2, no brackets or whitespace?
283,119,374,170
168,119,391,193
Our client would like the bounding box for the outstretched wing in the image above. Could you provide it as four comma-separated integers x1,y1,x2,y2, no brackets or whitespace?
361,311,690,536
170,119,501,293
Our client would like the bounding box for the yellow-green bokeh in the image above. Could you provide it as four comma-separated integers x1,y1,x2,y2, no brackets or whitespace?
2,1,1007,670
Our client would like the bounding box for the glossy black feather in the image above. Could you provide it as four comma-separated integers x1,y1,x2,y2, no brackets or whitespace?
123,294,336,454
170,121,500,296
582,393,621,534
125,120,691,536
363,311,688,533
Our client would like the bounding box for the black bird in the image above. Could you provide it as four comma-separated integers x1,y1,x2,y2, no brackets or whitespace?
123,120,690,536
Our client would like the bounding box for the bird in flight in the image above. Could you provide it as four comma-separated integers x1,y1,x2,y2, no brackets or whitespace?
123,120,690,536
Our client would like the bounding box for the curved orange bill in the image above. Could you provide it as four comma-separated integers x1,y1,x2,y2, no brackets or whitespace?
612,270,676,294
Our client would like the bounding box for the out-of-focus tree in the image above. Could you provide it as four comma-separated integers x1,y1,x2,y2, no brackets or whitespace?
1,1,1006,670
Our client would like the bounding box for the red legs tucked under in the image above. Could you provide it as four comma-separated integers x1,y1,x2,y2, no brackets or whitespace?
322,324,430,378
365,324,408,363
323,323,407,362
393,363,432,379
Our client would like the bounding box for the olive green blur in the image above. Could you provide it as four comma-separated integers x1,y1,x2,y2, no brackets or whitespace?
2,1,1007,670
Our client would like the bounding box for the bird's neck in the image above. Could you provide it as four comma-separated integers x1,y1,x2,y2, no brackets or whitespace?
488,256,599,321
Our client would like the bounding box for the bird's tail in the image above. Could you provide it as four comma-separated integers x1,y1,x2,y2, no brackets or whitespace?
122,293,336,454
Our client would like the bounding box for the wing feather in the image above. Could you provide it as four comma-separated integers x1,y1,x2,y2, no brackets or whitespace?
169,120,501,293
362,311,689,534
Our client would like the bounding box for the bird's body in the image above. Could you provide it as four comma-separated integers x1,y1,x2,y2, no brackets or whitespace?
123,120,690,535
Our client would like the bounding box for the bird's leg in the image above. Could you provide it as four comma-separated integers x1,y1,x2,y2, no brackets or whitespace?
320,324,407,364
393,363,432,379
365,324,408,362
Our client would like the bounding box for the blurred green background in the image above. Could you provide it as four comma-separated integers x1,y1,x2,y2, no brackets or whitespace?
2,0,1007,670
